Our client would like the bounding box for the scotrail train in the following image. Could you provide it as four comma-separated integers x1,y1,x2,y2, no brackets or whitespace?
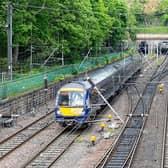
55,55,142,127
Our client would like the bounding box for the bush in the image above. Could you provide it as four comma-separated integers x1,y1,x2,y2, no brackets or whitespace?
54,74,65,82
72,66,79,75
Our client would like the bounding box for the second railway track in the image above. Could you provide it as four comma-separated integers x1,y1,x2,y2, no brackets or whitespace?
23,86,131,168
161,95,168,168
0,111,55,160
95,56,168,168
0,56,163,168
23,127,81,168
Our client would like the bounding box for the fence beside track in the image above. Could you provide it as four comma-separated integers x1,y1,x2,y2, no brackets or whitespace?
0,53,121,100
0,53,131,117
0,77,73,116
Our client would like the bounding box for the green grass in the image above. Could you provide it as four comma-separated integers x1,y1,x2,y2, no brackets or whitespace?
147,54,155,60
136,26,168,34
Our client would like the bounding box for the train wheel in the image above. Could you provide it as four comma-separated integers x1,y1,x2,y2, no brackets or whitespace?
59,122,67,127
81,123,89,129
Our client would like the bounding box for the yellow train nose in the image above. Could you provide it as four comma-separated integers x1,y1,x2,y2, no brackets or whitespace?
59,107,83,116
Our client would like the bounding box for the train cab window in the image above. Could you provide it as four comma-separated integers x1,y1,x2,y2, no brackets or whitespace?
58,91,84,107
58,92,69,106
71,91,84,106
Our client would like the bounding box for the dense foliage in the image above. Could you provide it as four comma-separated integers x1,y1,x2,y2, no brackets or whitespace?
0,0,150,73
157,0,168,25
0,0,131,67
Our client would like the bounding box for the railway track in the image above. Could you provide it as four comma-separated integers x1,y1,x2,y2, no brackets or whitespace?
0,82,130,167
0,57,159,167
161,96,168,168
95,56,168,168
23,126,81,168
23,85,132,168
0,111,55,160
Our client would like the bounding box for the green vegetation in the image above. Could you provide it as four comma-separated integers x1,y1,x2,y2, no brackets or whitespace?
157,0,168,25
0,52,123,99
137,26,168,34
126,0,168,34
156,59,162,66
0,0,132,76
0,0,167,80
147,54,155,60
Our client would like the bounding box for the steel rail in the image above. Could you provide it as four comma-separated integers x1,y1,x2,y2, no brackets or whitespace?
0,110,55,160
94,81,140,168
95,56,168,168
94,74,147,168
126,56,168,168
119,83,149,168
23,85,130,168
22,127,70,168
125,114,146,168
161,95,168,168
23,121,85,168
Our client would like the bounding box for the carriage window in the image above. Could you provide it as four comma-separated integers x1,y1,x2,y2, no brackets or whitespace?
58,91,84,107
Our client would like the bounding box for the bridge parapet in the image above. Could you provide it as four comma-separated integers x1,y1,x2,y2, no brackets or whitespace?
136,34,168,40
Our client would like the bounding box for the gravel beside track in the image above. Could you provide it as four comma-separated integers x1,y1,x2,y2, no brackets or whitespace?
0,123,63,168
0,56,163,168
24,127,78,168
0,111,55,160
161,95,168,167
94,56,168,168
0,100,55,142
131,80,168,168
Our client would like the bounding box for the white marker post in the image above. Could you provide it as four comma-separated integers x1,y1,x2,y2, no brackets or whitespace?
87,77,124,124
0,114,19,118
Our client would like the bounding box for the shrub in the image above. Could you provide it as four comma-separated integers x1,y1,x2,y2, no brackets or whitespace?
72,66,79,75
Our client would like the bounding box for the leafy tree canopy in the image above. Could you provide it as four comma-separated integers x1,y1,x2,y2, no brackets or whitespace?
0,0,137,65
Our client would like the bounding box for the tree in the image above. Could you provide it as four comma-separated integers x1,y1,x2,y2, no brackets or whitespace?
0,0,135,72
129,1,144,24
0,0,8,60
91,0,112,54
157,0,168,25
104,0,129,47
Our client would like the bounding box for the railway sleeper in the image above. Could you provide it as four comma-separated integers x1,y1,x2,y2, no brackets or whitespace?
105,166,122,168
110,156,127,161
107,160,125,165
105,162,124,167
114,151,129,156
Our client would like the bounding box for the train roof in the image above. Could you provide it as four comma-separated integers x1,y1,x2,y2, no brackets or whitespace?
59,82,86,92
59,55,141,91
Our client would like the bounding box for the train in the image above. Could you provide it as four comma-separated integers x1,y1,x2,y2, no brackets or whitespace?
138,41,148,55
158,41,168,54
55,55,142,127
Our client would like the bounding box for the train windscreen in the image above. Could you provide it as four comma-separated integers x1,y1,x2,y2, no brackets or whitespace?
58,91,84,107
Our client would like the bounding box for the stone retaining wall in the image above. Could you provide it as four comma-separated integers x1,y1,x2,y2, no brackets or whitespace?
0,77,73,115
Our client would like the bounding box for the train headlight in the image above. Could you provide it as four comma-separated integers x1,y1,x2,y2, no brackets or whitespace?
81,110,85,115
56,110,61,115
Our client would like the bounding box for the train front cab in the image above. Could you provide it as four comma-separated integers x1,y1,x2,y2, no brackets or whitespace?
55,84,90,126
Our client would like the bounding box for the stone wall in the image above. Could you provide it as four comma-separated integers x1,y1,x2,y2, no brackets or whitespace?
0,77,73,115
